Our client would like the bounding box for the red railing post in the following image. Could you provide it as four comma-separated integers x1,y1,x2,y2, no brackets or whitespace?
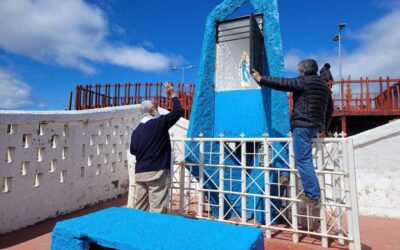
127,83,131,105
112,84,116,106
118,83,122,106
137,82,140,104
97,84,101,108
107,84,111,106
360,77,364,114
386,77,391,113
379,77,383,114
123,83,126,105
340,79,344,115
82,85,87,109
88,85,93,109
149,82,152,101
134,83,137,104
393,83,399,111
144,82,148,100
75,85,81,110
341,116,347,134
366,78,371,113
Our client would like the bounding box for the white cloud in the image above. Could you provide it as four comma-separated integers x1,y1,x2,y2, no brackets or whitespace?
284,50,302,74
284,9,400,79
0,69,33,109
0,0,177,74
102,46,170,72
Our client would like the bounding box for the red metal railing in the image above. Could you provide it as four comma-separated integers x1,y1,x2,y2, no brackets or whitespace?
329,77,400,116
288,77,400,117
76,77,400,124
75,83,195,119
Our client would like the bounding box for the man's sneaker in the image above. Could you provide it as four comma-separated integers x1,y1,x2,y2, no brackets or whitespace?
299,193,319,206
279,175,289,186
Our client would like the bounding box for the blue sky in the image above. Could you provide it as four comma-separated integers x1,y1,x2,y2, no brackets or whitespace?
0,0,399,110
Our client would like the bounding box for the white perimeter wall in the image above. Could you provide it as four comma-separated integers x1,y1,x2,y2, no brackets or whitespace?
1,103,398,235
0,106,188,234
351,119,400,219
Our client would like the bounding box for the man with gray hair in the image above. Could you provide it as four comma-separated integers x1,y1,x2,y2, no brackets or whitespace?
252,59,333,206
130,83,184,213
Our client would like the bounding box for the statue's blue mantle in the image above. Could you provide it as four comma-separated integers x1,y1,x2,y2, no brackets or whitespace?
187,0,289,223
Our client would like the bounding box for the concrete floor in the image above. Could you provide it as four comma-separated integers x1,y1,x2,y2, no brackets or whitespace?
0,195,399,250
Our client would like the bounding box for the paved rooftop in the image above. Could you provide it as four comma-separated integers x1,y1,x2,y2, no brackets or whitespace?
0,194,399,250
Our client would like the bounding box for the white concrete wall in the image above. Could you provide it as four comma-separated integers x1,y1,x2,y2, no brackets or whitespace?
0,106,144,234
351,119,400,219
0,105,189,234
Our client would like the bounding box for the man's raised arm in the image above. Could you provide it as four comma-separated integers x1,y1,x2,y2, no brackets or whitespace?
159,83,184,129
252,69,303,92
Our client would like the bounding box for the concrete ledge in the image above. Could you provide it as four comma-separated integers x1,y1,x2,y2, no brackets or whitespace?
52,207,264,250
0,105,141,124
351,119,400,148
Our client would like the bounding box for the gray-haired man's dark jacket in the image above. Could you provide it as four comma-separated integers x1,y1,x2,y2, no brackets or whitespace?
259,75,333,132
130,97,184,174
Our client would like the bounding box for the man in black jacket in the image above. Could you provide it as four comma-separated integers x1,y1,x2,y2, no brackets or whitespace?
252,59,333,206
320,63,334,84
130,83,184,213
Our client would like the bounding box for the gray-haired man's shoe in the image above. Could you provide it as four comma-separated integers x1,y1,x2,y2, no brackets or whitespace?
279,175,289,186
299,193,319,206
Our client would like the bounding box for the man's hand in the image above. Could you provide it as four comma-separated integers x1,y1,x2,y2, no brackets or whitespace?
164,82,176,98
252,69,261,82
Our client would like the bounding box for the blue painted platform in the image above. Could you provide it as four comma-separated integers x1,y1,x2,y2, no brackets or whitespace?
51,207,264,250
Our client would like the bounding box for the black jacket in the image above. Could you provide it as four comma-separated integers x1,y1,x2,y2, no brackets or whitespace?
259,75,333,132
130,97,184,174
320,67,334,83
